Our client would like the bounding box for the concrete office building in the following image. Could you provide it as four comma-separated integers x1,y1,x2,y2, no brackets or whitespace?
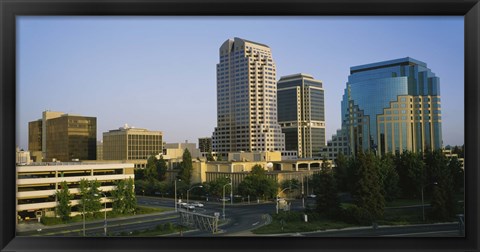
212,38,285,158
198,137,212,153
28,111,97,162
96,141,104,161
102,125,163,168
16,162,134,221
278,73,326,158
16,147,31,165
341,57,443,156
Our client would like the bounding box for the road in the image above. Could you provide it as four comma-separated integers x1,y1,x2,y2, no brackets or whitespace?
17,196,463,237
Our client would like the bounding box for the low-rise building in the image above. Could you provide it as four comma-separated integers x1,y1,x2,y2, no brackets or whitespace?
102,124,163,168
16,162,134,222
16,147,31,165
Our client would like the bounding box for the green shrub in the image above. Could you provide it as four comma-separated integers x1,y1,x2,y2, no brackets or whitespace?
40,217,64,225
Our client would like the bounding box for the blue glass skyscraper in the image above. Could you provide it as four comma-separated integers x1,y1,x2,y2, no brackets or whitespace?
341,57,442,155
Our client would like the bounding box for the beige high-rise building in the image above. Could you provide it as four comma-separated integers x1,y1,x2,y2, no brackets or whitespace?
102,124,163,163
212,38,285,158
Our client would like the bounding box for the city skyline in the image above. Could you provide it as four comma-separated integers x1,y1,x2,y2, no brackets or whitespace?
17,16,464,151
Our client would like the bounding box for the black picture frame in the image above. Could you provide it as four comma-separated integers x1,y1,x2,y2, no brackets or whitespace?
1,0,479,251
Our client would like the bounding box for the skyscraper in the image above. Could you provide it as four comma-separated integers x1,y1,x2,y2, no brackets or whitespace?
277,73,326,158
28,111,97,161
212,38,285,157
341,57,442,156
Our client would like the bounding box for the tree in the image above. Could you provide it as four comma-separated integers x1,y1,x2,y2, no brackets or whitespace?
111,180,126,214
124,178,137,214
395,151,426,199
205,177,231,198
177,148,193,185
145,155,159,182
425,150,455,220
79,179,102,217
238,164,278,200
156,155,168,181
280,178,300,191
134,168,145,180
55,181,72,222
312,168,340,218
377,154,400,202
352,151,385,224
206,152,215,161
112,178,137,215
448,156,464,193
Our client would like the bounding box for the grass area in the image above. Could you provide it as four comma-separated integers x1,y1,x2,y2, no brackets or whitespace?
112,223,189,237
252,212,354,234
253,194,466,234
40,206,171,226
385,198,424,208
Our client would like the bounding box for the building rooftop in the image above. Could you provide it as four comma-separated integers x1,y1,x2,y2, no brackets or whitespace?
350,57,427,74
278,73,316,82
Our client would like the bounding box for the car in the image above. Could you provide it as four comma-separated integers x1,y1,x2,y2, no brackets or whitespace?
178,201,187,207
219,197,230,202
182,204,195,210
191,201,204,207
307,194,317,198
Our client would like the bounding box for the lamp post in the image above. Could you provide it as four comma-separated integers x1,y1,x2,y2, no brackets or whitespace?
421,182,438,222
301,176,305,209
82,202,85,237
94,193,107,236
222,183,232,220
226,177,233,205
186,185,203,210
174,179,181,212
276,187,290,214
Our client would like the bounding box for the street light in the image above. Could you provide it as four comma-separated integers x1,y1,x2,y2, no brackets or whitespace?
82,202,85,237
301,176,305,209
186,185,203,205
223,183,232,220
174,179,181,212
226,177,233,205
94,193,107,236
421,182,438,221
276,187,290,214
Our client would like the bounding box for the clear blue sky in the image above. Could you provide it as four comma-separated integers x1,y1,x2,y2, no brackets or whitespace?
16,16,464,150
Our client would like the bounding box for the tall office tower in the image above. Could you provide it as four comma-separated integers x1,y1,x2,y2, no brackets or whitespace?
277,73,326,158
103,124,163,161
212,38,285,157
198,137,212,153
28,111,97,161
341,57,443,156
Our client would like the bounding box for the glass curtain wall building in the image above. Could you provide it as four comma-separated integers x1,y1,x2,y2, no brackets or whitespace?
277,73,326,158
212,38,285,158
28,111,97,162
341,57,442,156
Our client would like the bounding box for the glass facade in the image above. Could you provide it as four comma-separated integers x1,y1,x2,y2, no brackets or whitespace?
46,115,97,161
342,57,442,155
278,74,325,158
